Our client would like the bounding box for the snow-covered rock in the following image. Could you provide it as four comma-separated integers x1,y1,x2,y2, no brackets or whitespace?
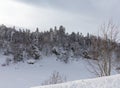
31,74,120,88
27,59,36,64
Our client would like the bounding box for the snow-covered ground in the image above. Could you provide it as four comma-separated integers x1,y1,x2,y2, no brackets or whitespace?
0,54,119,88
31,74,120,88
0,54,94,88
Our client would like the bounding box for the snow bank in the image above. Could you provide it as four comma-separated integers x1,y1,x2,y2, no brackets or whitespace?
31,74,120,88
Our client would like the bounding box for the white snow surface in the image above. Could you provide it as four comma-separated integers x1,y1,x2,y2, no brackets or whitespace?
0,54,118,88
0,54,94,88
31,74,120,88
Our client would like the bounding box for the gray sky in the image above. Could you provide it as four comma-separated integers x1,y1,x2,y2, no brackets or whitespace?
0,0,120,35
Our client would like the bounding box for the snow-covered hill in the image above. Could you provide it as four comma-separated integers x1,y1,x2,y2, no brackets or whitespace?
0,54,118,88
0,54,94,88
31,74,120,88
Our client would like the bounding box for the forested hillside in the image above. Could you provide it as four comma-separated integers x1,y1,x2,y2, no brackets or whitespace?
0,24,120,64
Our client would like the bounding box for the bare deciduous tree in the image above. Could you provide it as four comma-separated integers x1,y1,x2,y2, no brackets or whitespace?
88,20,119,76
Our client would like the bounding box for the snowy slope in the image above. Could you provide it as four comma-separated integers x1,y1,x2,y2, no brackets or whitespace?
0,54,118,88
31,74,120,88
0,55,94,88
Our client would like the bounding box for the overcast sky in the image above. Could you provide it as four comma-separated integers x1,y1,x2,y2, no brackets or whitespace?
0,0,120,35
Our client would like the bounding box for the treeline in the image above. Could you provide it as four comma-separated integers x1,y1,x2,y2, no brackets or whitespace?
0,24,119,63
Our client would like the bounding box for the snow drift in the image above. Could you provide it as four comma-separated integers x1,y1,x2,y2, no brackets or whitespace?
31,74,120,88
